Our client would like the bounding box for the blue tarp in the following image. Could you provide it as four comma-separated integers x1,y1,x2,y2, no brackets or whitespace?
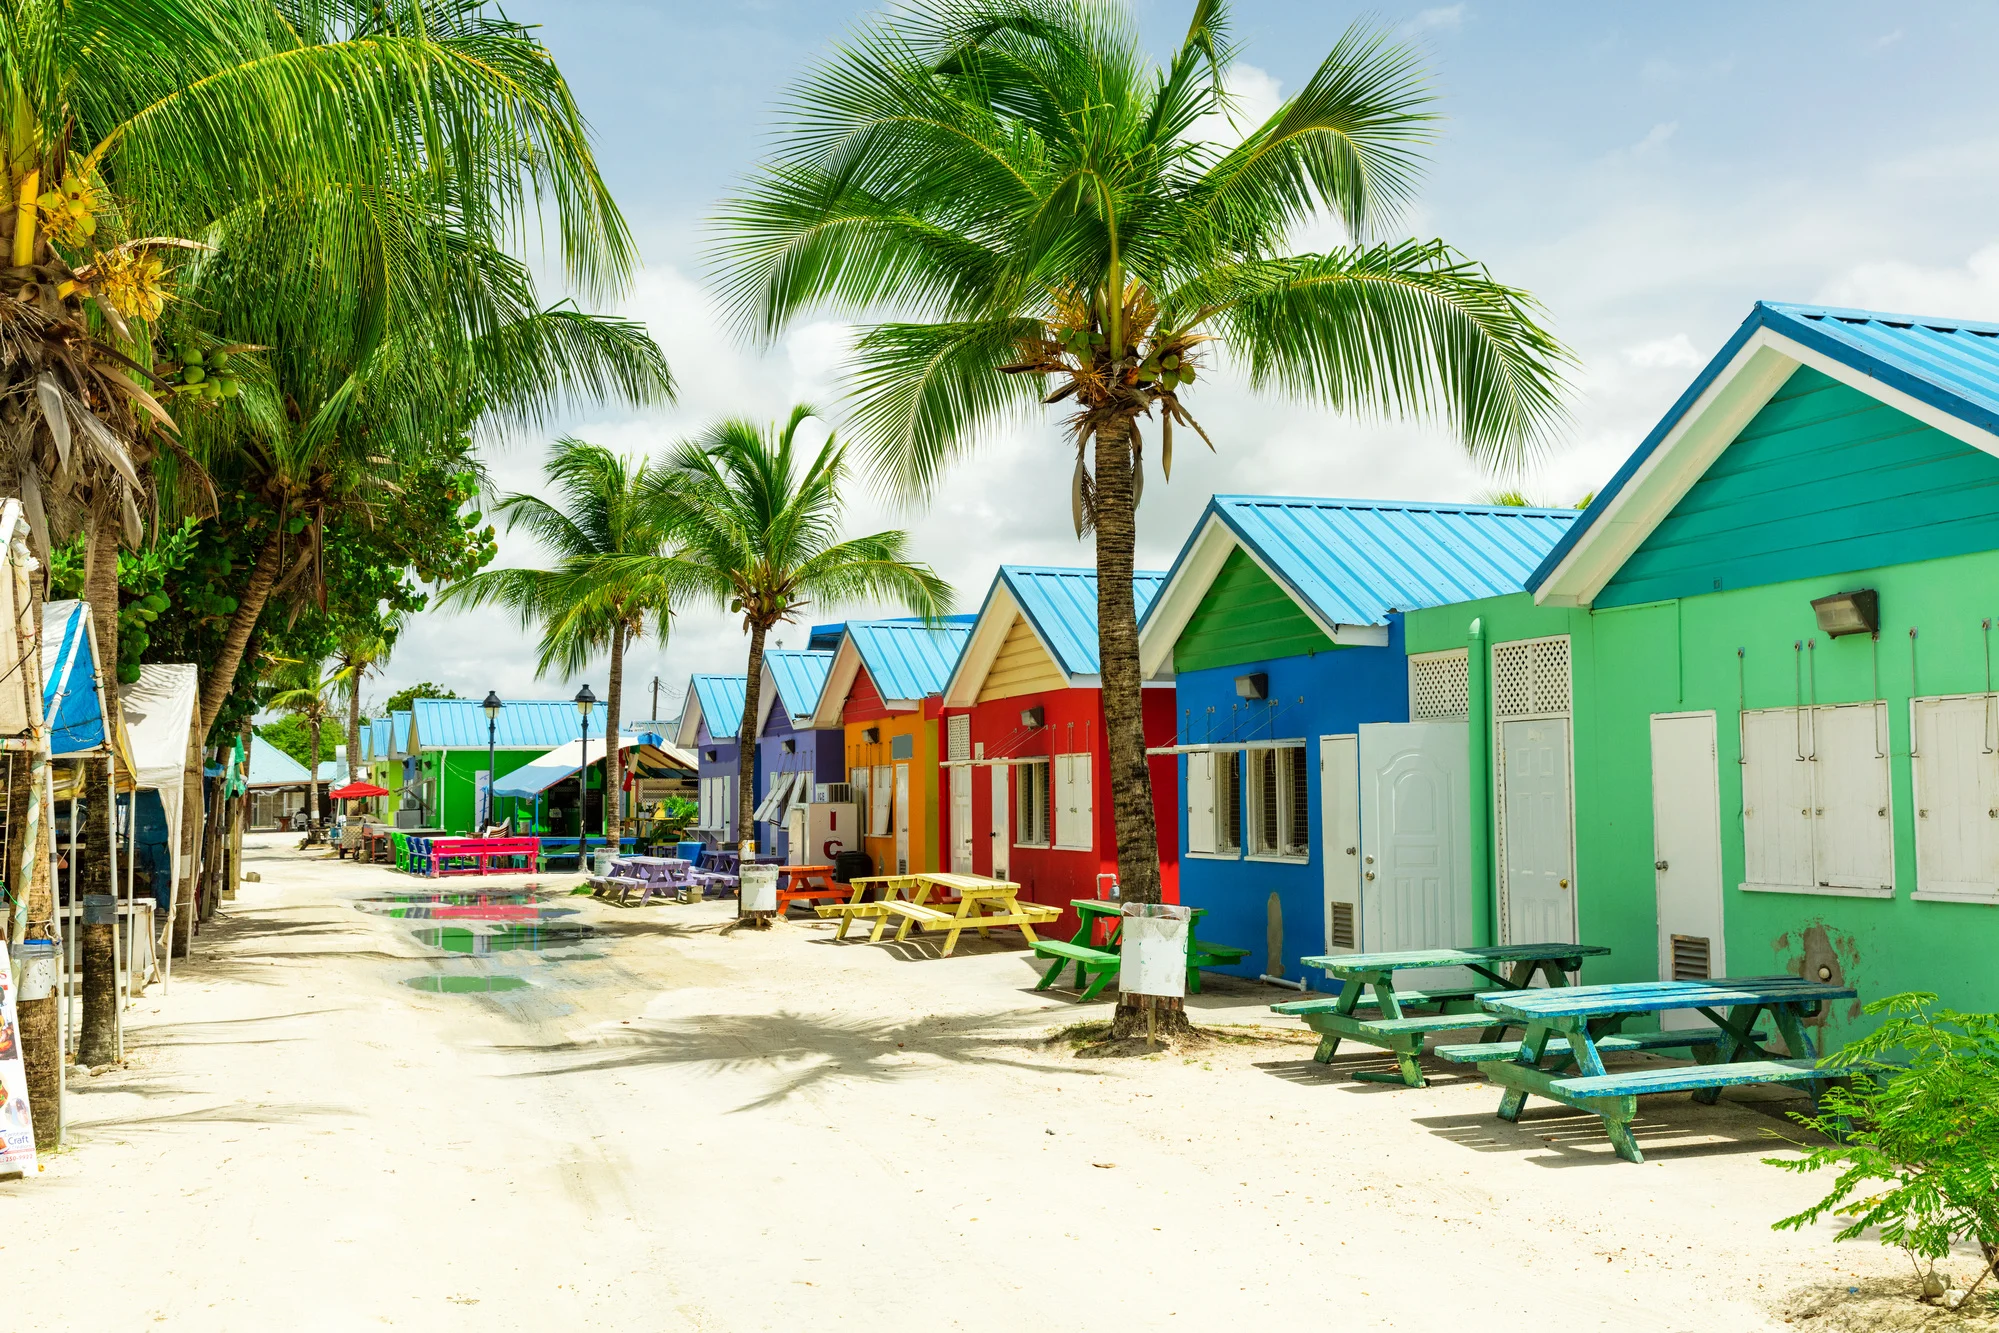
41,599,107,755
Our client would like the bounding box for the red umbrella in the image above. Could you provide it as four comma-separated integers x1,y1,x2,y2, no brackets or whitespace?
328,781,389,800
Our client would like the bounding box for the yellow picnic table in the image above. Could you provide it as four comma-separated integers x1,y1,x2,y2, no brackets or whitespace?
815,872,1059,956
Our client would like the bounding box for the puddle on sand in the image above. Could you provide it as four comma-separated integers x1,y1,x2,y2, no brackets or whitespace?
405,975,532,994
409,924,596,955
366,890,545,906
360,902,578,921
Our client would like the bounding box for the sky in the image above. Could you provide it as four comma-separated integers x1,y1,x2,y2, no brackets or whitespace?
373,0,1999,724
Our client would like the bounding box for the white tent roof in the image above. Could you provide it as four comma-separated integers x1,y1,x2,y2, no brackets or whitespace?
120,663,199,897
492,731,694,799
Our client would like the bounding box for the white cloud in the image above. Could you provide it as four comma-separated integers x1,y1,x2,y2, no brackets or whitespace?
1189,63,1285,153
1815,242,1999,320
1406,5,1466,35
1622,334,1704,369
1602,121,1677,165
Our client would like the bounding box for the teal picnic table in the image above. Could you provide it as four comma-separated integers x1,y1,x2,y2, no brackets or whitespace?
1273,943,1611,1088
1454,975,1857,1162
1031,900,1251,1000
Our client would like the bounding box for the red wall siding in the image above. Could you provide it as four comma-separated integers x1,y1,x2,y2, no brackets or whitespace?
943,684,1180,941
842,665,886,724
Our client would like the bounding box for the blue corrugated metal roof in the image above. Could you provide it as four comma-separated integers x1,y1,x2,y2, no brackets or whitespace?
764,651,833,721
411,697,612,750
1530,301,1999,592
391,711,411,753
997,567,1166,676
690,675,749,739
369,717,391,761
847,617,975,701
246,740,311,787
1149,497,1579,632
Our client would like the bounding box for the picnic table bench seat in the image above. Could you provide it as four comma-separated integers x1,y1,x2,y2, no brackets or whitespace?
1551,1058,1823,1100
1186,941,1250,991
1435,1026,1765,1063
1272,987,1484,1017
1031,938,1123,1000
1359,1012,1513,1037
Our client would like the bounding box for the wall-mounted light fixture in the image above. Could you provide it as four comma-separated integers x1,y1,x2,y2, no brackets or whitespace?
782,738,796,753
862,726,881,744
1020,706,1045,729
1811,588,1880,638
1234,672,1269,701
705,749,718,762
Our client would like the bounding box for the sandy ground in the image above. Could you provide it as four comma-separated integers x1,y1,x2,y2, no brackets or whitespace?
1,832,1988,1331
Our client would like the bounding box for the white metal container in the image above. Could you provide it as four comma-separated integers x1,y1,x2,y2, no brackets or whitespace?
784,802,857,866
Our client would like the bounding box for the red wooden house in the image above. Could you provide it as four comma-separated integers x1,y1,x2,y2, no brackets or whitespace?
937,566,1179,937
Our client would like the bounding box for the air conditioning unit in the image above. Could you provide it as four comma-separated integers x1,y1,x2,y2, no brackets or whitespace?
815,782,854,803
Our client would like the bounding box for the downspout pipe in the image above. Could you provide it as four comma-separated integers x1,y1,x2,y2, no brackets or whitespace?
1466,617,1495,947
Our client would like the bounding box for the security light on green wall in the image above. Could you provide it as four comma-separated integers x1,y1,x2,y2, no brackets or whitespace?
1811,589,1880,638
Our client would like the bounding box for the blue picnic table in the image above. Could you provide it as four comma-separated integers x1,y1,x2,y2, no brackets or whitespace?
1275,943,1611,1088
1453,975,1858,1163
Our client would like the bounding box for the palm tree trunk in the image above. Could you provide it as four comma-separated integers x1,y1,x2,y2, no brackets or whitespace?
738,620,769,859
604,624,625,843
199,526,283,735
84,493,121,717
1093,415,1186,1038
345,667,363,782
77,754,118,1066
306,714,322,834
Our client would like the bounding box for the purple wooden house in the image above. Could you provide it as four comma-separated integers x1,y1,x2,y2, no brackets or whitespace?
674,673,747,845
754,649,845,859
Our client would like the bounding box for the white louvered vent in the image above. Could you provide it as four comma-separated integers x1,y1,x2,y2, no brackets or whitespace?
947,713,971,763
1410,650,1470,720
1493,635,1571,718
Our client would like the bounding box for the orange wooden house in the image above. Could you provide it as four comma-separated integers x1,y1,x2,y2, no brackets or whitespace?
806,617,975,877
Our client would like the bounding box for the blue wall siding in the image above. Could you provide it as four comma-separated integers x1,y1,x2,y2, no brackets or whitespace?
755,709,845,857
1174,617,1410,981
1601,365,1999,607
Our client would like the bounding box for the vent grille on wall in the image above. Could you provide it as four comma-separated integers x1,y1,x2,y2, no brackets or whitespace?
1670,934,1711,981
1493,635,1572,718
947,713,971,763
1409,649,1470,720
1329,901,1357,950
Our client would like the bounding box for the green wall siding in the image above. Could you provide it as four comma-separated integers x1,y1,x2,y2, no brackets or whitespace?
1409,546,1999,1047
420,748,552,833
1600,366,1999,607
1173,547,1337,674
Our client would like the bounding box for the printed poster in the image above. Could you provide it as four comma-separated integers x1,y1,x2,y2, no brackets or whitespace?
0,949,38,1172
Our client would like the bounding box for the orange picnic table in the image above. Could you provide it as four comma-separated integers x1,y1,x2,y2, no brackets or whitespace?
775,864,846,916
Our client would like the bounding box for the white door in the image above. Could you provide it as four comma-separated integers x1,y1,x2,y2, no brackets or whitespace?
894,762,911,873
1651,712,1725,1018
1497,718,1576,946
1319,735,1361,954
989,763,1010,880
951,767,974,873
1358,721,1472,964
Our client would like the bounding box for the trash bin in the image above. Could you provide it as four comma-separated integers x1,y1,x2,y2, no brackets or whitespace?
590,848,617,876
739,863,779,913
12,940,56,1002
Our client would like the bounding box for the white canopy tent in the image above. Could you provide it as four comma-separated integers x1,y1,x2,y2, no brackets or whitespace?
119,664,199,922
492,731,692,799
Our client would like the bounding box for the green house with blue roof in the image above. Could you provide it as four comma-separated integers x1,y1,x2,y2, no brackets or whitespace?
1392,301,1999,1035
407,696,612,834
1136,497,1578,985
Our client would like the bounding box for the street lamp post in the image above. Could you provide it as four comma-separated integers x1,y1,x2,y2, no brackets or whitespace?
482,691,503,831
574,684,596,866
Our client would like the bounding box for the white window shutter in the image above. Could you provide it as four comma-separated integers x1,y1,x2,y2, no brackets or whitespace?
870,767,894,836
1913,696,1999,899
1741,709,1814,891
1073,754,1092,850
1187,751,1216,854
1811,702,1893,891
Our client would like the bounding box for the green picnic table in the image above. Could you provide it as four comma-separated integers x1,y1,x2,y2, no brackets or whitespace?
1273,943,1611,1087
1454,975,1856,1163
1031,900,1251,1001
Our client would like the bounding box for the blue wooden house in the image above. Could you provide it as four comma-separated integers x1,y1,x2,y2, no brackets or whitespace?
1135,497,1578,984
675,674,749,843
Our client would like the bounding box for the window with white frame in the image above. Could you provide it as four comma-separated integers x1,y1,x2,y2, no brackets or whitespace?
1052,753,1093,850
1247,745,1310,859
1912,694,1999,902
1015,760,1052,846
1216,750,1243,854
1740,702,1893,896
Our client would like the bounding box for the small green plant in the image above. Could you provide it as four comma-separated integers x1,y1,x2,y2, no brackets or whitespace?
1766,992,1999,1306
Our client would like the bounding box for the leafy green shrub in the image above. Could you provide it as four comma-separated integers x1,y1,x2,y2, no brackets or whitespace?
1767,992,1999,1305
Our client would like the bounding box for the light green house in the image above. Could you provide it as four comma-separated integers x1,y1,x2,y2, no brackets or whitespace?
1398,301,1999,1043
407,697,611,834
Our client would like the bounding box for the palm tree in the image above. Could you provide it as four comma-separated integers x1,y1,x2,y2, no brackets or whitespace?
435,439,678,842
650,406,951,870
714,1,1570,1016
267,659,347,831
335,616,403,783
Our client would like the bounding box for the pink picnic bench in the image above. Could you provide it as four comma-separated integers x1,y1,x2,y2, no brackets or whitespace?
428,837,540,877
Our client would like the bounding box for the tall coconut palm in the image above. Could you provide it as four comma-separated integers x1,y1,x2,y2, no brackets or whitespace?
713,1,1569,1022
648,406,951,868
335,615,403,782
267,659,346,830
435,439,678,841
